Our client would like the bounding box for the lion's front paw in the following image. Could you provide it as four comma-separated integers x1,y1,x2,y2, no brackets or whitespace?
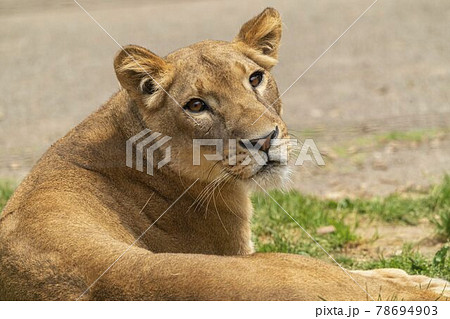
352,268,449,299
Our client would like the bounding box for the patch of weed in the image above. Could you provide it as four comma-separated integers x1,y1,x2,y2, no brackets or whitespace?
0,180,15,213
354,244,449,281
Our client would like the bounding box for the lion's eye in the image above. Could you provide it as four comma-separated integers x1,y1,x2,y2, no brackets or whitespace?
184,98,208,113
249,71,263,88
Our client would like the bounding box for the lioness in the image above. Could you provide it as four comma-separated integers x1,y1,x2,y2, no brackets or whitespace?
0,8,448,301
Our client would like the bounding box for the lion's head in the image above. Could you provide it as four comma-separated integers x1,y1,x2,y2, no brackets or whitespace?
114,8,292,190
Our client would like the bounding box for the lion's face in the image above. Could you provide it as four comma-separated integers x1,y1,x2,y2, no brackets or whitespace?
115,8,291,189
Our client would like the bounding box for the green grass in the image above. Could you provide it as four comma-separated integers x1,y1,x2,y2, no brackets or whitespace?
359,129,444,147
330,128,447,159
251,190,358,257
252,175,450,280
376,130,440,144
0,180,15,213
355,244,450,281
429,175,450,240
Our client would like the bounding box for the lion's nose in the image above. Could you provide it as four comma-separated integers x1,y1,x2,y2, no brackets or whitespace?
240,126,279,154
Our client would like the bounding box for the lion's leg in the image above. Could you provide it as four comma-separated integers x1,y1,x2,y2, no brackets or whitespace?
351,269,449,300
0,239,87,300
2,237,446,301
74,246,322,300
68,242,446,300
1,211,446,301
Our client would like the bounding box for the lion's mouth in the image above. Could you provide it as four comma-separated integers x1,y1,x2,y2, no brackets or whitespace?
232,160,283,180
256,161,278,174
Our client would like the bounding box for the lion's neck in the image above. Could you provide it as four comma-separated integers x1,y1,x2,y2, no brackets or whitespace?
72,90,254,255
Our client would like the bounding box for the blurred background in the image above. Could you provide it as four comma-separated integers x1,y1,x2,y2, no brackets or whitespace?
1,0,449,197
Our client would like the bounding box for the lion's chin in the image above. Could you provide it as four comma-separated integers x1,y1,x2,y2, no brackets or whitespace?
245,164,292,191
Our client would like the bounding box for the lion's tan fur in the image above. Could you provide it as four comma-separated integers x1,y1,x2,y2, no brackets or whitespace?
0,8,448,300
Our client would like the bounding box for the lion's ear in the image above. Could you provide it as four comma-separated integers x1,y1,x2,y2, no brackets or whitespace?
233,7,282,69
114,45,172,95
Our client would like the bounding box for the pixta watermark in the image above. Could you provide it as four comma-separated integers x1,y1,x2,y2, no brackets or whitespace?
126,129,325,176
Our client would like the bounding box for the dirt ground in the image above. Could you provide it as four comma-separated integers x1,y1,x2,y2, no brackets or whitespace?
1,1,449,257
351,220,443,260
